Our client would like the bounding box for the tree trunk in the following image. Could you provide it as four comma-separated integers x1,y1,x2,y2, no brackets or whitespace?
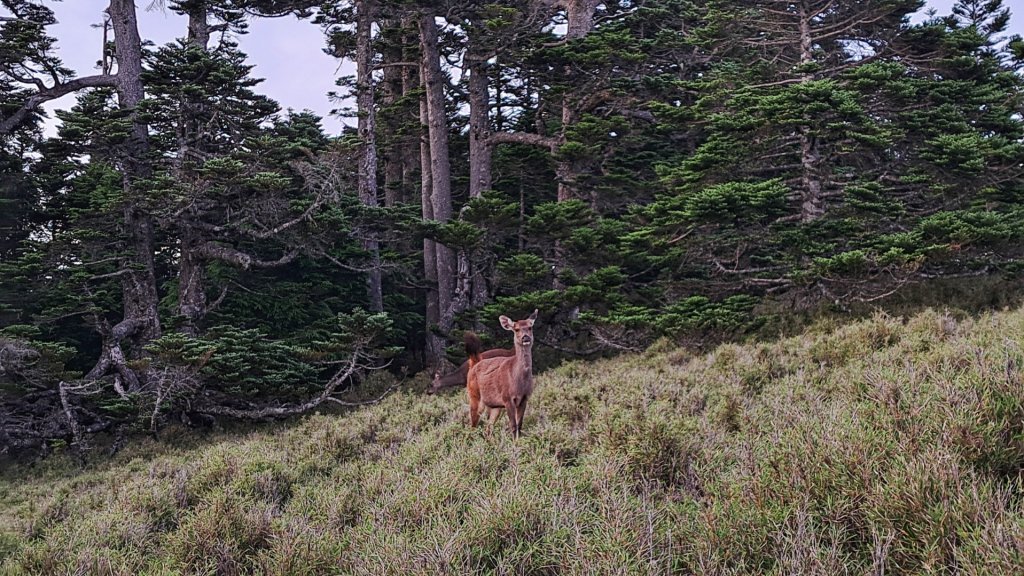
554,0,600,287
109,0,161,349
357,0,384,312
419,83,442,368
380,17,411,208
797,1,824,222
186,1,211,48
554,0,601,202
564,0,602,40
177,227,206,336
381,56,404,207
419,12,456,368
176,3,211,335
401,22,421,205
466,40,492,311
467,52,492,199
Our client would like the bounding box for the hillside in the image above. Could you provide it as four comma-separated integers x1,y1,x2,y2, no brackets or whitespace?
2,307,1023,575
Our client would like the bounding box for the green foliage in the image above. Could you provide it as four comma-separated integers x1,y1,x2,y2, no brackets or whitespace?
496,254,549,291
146,309,398,405
148,328,320,401
431,220,484,250
525,200,595,240
917,209,1024,245
678,180,789,224
3,0,1024,456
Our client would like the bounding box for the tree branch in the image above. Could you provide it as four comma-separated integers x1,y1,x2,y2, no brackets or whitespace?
195,242,299,269
487,131,561,149
0,73,116,135
195,352,390,419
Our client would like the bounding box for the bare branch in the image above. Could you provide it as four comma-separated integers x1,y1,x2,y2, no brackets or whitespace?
0,74,116,135
195,351,388,419
58,381,86,450
487,131,561,149
195,242,299,269
325,383,400,407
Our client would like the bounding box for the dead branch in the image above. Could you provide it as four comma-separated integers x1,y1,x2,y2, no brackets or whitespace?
194,346,387,420
0,74,116,135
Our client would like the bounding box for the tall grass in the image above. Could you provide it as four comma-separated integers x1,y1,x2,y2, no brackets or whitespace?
2,307,1023,574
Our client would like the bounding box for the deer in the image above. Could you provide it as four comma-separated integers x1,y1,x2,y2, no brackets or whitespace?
427,348,514,395
465,310,538,438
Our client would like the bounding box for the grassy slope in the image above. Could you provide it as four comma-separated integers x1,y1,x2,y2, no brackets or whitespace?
1,308,1023,575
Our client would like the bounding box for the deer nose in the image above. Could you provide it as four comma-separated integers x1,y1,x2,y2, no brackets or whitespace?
521,335,533,345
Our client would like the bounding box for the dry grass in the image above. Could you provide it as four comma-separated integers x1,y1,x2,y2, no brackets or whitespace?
2,307,1023,574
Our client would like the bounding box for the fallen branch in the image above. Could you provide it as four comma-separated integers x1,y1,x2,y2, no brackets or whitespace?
195,348,390,420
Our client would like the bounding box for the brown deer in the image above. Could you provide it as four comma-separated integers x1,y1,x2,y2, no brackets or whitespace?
465,310,538,438
427,348,514,395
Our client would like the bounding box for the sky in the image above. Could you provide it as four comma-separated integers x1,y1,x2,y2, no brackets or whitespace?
38,0,354,136
8,0,1005,139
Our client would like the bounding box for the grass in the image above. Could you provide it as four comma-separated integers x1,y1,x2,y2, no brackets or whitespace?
1,306,1023,574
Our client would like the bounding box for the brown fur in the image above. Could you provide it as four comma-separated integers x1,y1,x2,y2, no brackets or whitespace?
427,348,514,394
465,310,538,438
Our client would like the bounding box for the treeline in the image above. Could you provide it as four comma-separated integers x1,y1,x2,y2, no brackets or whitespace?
0,0,1022,454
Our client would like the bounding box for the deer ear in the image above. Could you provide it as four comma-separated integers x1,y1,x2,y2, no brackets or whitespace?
499,315,514,330
528,309,538,323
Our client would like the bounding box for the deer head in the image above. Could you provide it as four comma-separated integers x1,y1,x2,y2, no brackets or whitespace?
499,309,538,349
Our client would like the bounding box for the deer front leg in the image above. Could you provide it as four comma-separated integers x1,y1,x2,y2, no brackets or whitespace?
515,396,529,437
506,401,518,436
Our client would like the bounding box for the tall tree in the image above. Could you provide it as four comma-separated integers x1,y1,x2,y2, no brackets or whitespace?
355,0,383,312
418,11,456,368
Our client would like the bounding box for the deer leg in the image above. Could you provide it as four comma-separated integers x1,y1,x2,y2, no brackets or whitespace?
486,407,501,436
506,401,518,435
468,388,481,428
515,396,529,437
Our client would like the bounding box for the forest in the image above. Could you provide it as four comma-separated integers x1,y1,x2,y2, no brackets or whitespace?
1,0,1022,455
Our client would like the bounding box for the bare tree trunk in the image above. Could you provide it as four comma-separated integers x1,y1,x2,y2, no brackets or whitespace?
419,13,456,368
71,0,159,428
186,1,211,48
401,20,420,205
466,41,492,311
467,53,492,199
419,94,443,368
381,43,404,207
563,0,602,40
178,227,206,336
109,0,161,350
797,1,824,222
176,3,211,336
357,0,384,312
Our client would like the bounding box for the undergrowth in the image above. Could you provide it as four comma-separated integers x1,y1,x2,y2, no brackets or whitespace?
1,307,1023,575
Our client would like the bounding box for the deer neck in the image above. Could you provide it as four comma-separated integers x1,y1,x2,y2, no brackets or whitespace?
513,342,533,377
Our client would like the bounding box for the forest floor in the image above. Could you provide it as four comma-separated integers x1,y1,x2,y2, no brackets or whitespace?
1,306,1023,575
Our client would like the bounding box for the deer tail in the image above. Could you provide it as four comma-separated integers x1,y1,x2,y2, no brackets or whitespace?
464,331,483,367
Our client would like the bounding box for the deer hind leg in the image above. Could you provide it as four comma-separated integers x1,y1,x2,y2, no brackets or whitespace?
485,407,502,436
468,387,482,428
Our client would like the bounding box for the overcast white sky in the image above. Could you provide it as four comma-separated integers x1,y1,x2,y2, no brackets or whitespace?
13,0,1000,138
37,0,354,135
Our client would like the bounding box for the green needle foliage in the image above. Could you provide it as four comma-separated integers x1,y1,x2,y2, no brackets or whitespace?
1,0,1023,452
